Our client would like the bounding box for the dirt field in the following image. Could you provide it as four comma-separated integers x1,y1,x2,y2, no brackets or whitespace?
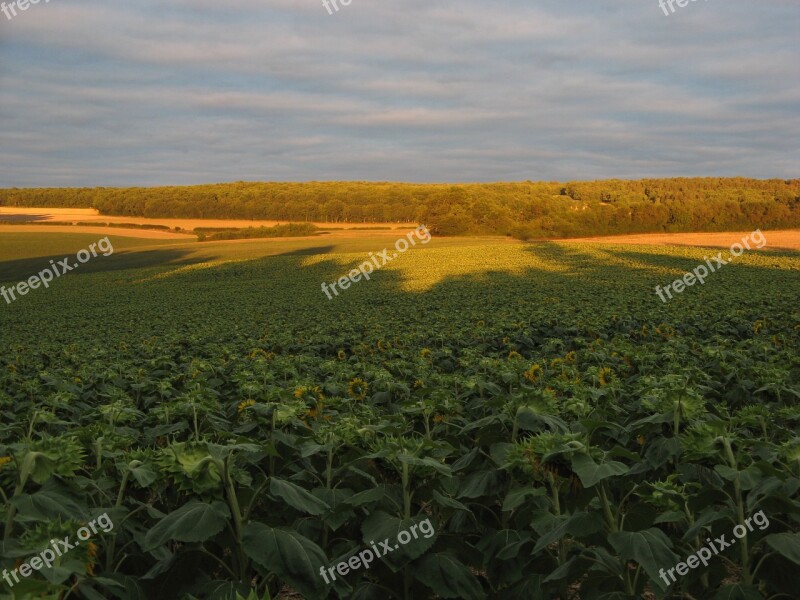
0,207,409,231
0,225,197,240
560,230,800,250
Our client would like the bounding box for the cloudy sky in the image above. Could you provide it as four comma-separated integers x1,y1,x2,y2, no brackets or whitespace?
0,0,798,186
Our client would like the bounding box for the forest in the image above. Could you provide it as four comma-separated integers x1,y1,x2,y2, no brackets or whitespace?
1,178,798,238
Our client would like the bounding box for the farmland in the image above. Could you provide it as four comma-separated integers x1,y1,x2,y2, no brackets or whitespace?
1,230,799,600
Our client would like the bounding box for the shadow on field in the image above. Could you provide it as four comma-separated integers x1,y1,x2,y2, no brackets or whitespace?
0,248,212,284
274,245,337,257
2,237,798,346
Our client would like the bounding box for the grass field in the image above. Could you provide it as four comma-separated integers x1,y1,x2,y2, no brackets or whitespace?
1,229,799,600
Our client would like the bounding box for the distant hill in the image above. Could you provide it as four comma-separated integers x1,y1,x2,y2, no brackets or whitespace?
1,178,798,239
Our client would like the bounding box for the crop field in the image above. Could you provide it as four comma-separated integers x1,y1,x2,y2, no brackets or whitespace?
1,231,799,600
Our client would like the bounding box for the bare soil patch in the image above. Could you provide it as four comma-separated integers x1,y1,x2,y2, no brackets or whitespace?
0,207,409,231
561,230,800,250
0,225,196,240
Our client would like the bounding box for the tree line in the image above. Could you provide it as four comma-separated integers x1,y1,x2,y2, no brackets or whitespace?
1,178,798,238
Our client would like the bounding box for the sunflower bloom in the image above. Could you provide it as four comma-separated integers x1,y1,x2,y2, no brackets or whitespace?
598,367,614,386
237,399,256,414
348,378,369,400
524,364,542,383
294,386,324,402
85,541,99,575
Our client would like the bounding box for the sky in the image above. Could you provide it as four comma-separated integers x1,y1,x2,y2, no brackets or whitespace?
0,0,798,187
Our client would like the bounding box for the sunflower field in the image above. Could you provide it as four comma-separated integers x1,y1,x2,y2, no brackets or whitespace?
1,236,799,600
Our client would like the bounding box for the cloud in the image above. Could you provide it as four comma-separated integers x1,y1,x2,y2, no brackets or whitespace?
0,0,797,186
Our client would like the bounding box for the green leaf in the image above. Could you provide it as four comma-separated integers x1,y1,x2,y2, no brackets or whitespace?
682,507,732,542
343,485,386,507
361,512,437,570
397,454,452,476
504,574,546,600
458,470,504,499
144,500,230,550
350,581,388,600
643,436,682,469
587,546,624,578
128,462,158,488
450,447,481,472
765,532,800,566
269,478,329,516
677,463,724,488
571,453,628,487
654,510,685,525
516,407,567,432
608,528,680,592
737,465,764,490
433,489,471,512
477,530,532,560
416,552,485,600
313,487,355,530
532,511,599,553
502,486,546,511
710,583,764,600
10,482,87,522
242,522,327,600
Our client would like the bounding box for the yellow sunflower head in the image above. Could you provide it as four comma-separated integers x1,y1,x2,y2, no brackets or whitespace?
85,541,99,575
337,349,346,360
348,378,369,400
294,386,324,402
420,348,432,358
508,351,522,360
598,367,614,387
413,379,425,389
87,541,98,559
0,456,12,470
237,399,256,414
565,351,576,364
524,364,542,383
306,403,324,420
